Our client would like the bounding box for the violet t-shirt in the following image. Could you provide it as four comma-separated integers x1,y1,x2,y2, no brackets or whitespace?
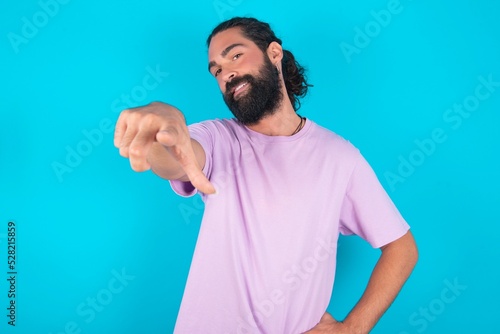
170,118,409,334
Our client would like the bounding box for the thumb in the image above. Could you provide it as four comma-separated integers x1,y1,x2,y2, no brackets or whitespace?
187,167,216,195
156,128,179,147
178,154,216,195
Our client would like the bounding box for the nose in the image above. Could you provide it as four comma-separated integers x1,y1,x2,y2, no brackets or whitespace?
222,69,237,83
220,69,237,93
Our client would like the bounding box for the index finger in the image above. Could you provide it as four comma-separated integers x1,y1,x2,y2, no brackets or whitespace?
170,142,216,195
180,158,216,195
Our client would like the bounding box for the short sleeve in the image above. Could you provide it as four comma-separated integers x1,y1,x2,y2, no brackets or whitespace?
339,152,410,248
169,122,214,197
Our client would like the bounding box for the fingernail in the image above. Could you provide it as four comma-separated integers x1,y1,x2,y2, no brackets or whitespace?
211,186,218,195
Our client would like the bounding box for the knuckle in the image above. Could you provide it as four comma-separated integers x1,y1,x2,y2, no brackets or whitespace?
142,110,154,118
120,108,132,117
127,111,141,122
164,123,178,136
142,112,158,124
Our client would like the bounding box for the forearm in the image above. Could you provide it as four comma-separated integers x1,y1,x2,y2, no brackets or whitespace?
343,231,418,333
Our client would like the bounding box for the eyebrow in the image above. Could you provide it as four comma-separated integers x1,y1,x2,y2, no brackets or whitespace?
208,43,246,73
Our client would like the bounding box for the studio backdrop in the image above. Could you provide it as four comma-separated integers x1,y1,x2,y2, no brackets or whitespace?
1,0,499,333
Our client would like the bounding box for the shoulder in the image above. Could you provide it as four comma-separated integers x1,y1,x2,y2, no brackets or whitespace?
186,118,248,154
307,120,361,162
188,118,243,138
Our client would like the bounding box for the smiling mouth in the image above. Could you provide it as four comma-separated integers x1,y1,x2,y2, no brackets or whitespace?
232,82,249,98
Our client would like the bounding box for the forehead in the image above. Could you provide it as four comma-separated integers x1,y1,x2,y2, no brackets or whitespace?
208,27,255,59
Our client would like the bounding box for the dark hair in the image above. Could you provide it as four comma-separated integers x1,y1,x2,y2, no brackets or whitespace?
206,17,312,111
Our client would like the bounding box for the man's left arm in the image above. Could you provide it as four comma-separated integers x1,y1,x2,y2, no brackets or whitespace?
304,230,418,334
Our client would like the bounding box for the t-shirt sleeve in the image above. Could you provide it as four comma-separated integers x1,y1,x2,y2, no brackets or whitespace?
339,151,410,248
169,122,214,197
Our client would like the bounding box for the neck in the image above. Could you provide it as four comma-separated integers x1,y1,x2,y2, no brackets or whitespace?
246,99,302,136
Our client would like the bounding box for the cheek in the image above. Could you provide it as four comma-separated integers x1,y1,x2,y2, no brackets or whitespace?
218,79,226,93
238,58,255,74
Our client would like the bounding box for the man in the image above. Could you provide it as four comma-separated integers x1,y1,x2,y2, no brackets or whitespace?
114,17,418,334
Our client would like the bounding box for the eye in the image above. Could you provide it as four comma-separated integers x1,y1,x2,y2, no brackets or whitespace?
232,53,242,61
214,68,221,77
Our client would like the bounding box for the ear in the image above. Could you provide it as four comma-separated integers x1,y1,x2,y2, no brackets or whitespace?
266,41,283,66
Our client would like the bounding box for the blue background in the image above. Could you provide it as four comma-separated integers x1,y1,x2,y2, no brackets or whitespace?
1,0,499,333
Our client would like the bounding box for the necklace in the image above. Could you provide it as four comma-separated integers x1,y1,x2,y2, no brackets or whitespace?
291,115,306,136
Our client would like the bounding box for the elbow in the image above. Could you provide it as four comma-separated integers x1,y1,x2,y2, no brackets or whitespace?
381,230,419,270
409,237,419,269
405,231,419,271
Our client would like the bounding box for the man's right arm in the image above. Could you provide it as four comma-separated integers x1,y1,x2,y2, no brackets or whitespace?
147,139,206,182
114,101,215,194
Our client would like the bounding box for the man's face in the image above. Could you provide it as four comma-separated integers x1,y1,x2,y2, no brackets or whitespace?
208,27,283,125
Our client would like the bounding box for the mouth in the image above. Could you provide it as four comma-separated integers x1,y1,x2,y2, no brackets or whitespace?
232,82,249,98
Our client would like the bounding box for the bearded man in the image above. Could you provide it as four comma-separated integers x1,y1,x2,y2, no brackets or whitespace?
114,17,418,334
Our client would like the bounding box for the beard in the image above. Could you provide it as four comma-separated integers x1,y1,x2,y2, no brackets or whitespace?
223,56,283,125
